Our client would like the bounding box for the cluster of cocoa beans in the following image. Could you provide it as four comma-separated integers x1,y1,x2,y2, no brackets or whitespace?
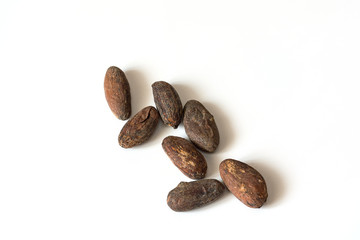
104,66,268,211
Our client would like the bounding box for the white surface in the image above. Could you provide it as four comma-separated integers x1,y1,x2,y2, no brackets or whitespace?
1,0,360,239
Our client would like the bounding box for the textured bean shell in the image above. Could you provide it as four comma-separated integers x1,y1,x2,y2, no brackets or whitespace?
167,179,225,212
183,100,219,152
118,106,159,148
219,159,268,208
162,136,207,179
152,81,183,129
104,66,131,120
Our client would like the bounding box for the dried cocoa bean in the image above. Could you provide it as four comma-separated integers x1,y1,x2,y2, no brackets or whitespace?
118,106,159,148
183,100,219,152
219,159,268,208
104,66,131,120
162,136,207,179
152,81,182,129
167,179,225,211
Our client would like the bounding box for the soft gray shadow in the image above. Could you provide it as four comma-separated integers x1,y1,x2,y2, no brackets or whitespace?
171,83,200,104
202,152,222,179
246,159,286,208
202,101,235,153
124,69,153,115
198,101,235,179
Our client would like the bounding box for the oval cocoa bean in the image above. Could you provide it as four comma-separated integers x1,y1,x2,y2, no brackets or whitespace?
167,179,225,211
104,66,131,120
152,81,183,129
219,159,268,208
118,106,159,148
183,100,219,152
162,136,207,179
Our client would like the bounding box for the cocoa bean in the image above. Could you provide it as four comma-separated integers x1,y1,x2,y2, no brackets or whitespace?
118,106,159,148
167,179,225,211
152,81,182,129
104,66,131,120
162,136,207,179
183,100,219,152
219,159,268,208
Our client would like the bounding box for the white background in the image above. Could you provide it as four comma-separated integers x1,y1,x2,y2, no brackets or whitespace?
1,0,360,239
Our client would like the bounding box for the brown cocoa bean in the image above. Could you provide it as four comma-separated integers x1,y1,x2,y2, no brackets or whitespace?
118,106,159,148
219,159,268,208
152,81,182,129
167,179,225,211
104,66,131,120
183,100,219,152
162,136,207,179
